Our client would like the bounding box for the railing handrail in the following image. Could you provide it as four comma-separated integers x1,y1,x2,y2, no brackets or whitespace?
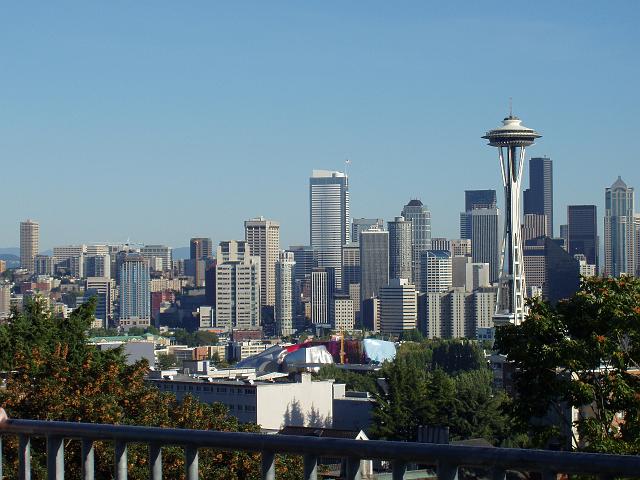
1,418,639,476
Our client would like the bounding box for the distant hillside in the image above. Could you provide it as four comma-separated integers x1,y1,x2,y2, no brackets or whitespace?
0,253,20,268
0,247,19,256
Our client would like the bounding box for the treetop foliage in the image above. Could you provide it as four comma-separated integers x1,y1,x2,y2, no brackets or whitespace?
496,276,640,453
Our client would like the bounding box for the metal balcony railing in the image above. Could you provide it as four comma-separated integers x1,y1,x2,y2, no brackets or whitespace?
1,418,639,480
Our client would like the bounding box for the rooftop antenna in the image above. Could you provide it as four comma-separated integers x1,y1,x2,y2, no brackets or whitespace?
509,97,513,117
344,158,351,175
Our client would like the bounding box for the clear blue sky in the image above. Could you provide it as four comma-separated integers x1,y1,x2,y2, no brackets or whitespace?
1,2,638,250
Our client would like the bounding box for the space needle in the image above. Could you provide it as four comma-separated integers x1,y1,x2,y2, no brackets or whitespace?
482,110,541,326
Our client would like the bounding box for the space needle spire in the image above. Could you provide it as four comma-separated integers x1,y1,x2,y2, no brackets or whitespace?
482,111,541,326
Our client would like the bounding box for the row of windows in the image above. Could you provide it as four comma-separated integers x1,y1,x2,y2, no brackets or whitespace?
161,383,256,395
228,404,256,412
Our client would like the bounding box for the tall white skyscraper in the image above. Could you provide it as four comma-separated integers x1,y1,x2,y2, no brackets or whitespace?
604,177,636,277
20,219,39,273
635,215,640,277
401,199,431,287
388,216,413,281
421,250,452,293
310,268,334,326
275,251,296,336
118,255,150,330
245,217,280,307
0,284,11,320
309,170,349,290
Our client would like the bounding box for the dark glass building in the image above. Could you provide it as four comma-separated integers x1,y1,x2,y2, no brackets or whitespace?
523,157,553,236
567,205,599,271
190,237,213,260
545,237,580,304
460,190,497,240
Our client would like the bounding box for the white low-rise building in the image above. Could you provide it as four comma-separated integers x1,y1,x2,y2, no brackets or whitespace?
149,373,335,431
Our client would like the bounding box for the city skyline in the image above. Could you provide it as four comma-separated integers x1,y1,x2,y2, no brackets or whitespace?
1,3,639,249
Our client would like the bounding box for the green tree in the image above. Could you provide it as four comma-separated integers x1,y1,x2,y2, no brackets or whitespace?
399,328,424,342
157,353,178,369
450,369,509,442
371,347,507,444
430,339,485,374
195,330,219,346
496,276,640,453
315,364,379,394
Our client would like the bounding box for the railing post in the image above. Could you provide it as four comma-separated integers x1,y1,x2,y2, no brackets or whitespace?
491,467,506,480
47,436,64,480
437,462,458,480
303,454,317,480
82,439,94,480
19,434,31,480
114,441,127,480
346,457,362,480
149,443,162,480
185,445,198,480
261,450,276,480
392,460,407,480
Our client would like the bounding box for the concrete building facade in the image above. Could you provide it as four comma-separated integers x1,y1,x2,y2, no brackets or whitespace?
245,217,280,307
20,219,39,273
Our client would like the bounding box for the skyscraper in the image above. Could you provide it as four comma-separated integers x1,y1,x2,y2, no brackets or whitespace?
460,190,497,240
245,217,280,307
341,243,361,289
0,284,10,320
636,215,640,277
401,199,432,287
190,237,213,260
604,177,636,277
140,245,172,271
450,239,472,257
275,251,296,336
215,256,261,331
287,245,318,283
20,219,39,273
567,205,599,272
523,157,553,236
351,218,384,244
216,240,249,263
388,216,412,281
522,213,548,245
421,250,452,293
470,208,500,283
86,277,115,329
483,113,541,325
379,279,417,335
465,190,498,211
360,227,389,302
310,170,349,290
310,267,335,326
545,238,580,304
118,254,151,330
